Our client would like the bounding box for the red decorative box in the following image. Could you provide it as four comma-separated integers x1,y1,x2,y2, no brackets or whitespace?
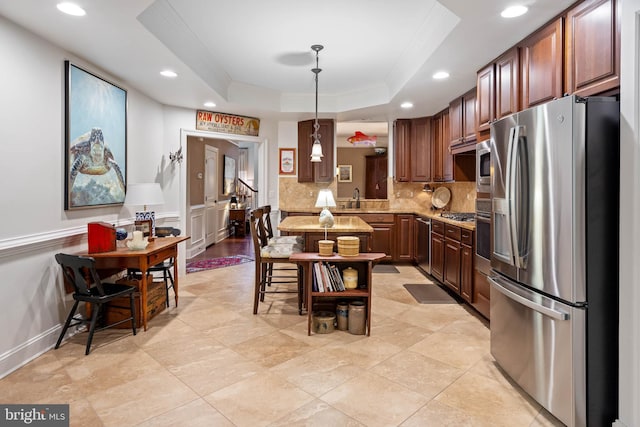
87,222,116,253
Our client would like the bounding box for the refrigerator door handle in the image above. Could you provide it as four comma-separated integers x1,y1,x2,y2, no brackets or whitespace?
506,126,521,268
509,125,530,269
489,275,570,321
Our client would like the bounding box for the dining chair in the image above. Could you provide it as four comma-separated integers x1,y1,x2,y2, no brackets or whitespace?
262,205,304,246
249,208,304,315
260,205,304,289
54,253,137,355
127,258,174,308
127,228,181,308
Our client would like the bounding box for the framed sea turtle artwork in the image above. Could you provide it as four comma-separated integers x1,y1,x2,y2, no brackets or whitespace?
64,61,127,210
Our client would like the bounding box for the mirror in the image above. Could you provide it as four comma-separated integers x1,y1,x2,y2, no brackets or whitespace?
223,155,236,195
336,122,389,200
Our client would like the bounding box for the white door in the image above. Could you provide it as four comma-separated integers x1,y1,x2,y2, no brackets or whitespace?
205,145,219,247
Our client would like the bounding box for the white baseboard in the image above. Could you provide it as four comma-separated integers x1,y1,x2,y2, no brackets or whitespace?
0,326,61,379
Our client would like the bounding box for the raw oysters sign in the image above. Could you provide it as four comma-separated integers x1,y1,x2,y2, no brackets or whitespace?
196,110,260,137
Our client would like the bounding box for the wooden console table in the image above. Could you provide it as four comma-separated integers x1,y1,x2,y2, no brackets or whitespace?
278,215,374,253
82,236,189,331
229,208,249,237
289,252,385,336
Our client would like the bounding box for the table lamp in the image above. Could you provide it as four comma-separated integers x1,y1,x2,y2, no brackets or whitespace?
124,183,165,239
315,189,336,231
230,195,238,209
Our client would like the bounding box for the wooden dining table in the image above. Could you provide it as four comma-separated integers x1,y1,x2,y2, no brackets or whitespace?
82,236,189,331
278,215,373,253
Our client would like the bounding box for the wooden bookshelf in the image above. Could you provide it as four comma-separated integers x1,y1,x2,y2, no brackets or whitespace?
289,252,386,335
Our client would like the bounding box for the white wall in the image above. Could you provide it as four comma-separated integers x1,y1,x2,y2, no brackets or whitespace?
0,15,275,376
617,1,640,425
0,15,171,375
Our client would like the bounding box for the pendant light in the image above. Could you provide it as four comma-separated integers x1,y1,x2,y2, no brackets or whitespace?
310,44,324,163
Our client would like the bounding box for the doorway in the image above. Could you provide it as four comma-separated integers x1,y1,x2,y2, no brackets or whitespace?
205,145,218,247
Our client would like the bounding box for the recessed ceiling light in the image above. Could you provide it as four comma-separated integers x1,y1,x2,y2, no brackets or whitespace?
401,102,414,109
204,102,216,108
160,70,177,78
56,2,86,16
432,71,450,80
501,5,528,18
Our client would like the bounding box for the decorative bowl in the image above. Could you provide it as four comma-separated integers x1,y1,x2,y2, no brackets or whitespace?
155,227,174,237
126,239,149,250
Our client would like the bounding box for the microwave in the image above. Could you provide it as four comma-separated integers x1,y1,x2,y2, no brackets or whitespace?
476,139,491,193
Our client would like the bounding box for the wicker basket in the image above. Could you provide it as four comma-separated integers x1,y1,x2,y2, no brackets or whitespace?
318,240,334,256
337,236,360,256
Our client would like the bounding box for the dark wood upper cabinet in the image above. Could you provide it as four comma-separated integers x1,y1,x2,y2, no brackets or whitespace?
410,117,432,182
297,119,334,183
393,119,411,182
476,63,495,133
477,47,520,134
449,96,463,145
365,155,388,199
463,88,477,142
394,118,431,183
449,89,477,154
495,48,521,119
565,0,620,96
441,109,453,181
520,17,564,108
432,110,453,182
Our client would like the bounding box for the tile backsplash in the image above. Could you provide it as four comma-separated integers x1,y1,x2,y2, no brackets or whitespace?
279,177,476,213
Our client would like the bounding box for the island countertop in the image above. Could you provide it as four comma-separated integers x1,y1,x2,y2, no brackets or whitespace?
280,209,475,231
278,215,373,233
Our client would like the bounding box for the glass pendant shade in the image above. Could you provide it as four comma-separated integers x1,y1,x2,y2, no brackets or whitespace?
310,140,323,162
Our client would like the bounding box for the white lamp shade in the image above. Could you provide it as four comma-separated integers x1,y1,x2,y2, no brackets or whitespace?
315,189,336,208
310,141,324,162
124,183,165,208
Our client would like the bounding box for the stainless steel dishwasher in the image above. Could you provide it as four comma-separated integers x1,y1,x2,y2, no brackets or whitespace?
415,216,431,275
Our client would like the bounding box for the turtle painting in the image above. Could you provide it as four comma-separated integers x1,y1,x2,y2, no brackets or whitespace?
68,127,125,207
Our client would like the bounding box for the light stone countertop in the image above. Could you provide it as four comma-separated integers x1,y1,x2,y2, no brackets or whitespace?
278,215,374,233
281,208,476,231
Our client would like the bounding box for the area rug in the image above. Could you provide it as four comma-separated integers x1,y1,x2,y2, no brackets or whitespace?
373,264,400,273
186,255,253,273
403,284,460,304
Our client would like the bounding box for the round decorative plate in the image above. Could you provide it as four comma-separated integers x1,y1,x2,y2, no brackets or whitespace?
432,187,451,209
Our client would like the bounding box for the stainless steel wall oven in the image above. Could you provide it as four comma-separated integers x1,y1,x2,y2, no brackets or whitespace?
476,139,491,193
475,198,491,275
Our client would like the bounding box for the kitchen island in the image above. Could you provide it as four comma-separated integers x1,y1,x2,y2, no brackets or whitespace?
278,215,374,253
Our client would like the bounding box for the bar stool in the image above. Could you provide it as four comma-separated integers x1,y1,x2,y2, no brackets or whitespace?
249,208,304,315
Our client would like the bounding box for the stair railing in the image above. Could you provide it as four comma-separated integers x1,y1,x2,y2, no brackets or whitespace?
237,178,258,210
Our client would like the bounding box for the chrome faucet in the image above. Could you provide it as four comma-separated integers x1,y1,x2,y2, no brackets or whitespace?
353,187,360,208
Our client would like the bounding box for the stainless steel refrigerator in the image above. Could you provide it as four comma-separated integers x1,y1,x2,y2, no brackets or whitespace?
489,95,619,427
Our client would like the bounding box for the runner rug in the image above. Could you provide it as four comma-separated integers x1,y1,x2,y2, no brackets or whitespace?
403,284,459,304
186,255,253,274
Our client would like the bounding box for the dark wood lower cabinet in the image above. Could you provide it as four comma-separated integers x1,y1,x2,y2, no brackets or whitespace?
395,214,414,261
369,223,394,261
460,244,473,302
443,238,461,293
430,220,480,314
473,269,490,319
431,230,444,283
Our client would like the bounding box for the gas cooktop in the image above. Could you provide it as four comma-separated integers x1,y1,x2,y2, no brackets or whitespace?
440,212,475,222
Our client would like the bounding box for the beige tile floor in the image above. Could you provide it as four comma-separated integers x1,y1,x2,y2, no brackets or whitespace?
0,263,565,426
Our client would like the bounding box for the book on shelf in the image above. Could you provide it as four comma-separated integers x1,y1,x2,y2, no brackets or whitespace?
312,262,318,292
312,261,351,293
313,262,325,292
329,264,345,291
320,263,333,292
